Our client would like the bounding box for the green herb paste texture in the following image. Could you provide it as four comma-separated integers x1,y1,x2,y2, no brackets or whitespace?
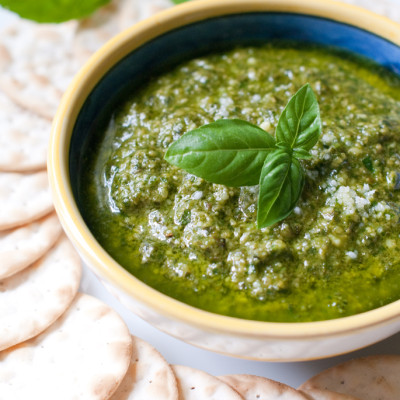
80,44,400,322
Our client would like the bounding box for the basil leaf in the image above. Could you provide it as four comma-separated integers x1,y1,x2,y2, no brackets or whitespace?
276,83,321,151
257,148,304,228
293,147,312,160
172,0,190,3
165,119,276,187
0,0,110,23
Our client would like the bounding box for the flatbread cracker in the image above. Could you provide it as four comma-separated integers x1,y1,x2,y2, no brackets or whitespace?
0,1,172,121
73,0,172,63
118,0,172,31
0,235,81,351
0,293,132,400
0,90,51,172
219,374,308,400
300,387,361,400
0,21,80,120
0,212,62,280
171,365,244,400
299,355,400,400
0,42,11,71
111,336,179,400
140,0,172,18
73,0,123,62
0,170,53,231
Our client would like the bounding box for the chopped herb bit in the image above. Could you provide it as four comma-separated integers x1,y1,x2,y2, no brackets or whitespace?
362,156,374,172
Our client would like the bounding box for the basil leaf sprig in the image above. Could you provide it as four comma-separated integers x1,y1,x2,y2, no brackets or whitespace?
257,148,305,228
164,119,276,187
165,84,321,228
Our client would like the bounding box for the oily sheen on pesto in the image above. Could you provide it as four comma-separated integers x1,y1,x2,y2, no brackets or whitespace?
79,44,400,322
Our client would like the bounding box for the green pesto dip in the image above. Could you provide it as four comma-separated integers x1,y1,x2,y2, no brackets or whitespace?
79,43,400,322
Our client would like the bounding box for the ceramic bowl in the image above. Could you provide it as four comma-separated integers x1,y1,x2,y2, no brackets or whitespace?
48,0,400,361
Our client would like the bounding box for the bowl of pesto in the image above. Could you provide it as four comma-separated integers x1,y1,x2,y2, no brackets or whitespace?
49,0,400,360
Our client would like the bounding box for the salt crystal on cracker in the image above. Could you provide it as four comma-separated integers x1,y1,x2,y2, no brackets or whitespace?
0,235,81,351
0,293,132,400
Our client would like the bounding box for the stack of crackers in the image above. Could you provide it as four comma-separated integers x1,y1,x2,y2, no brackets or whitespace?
0,0,399,398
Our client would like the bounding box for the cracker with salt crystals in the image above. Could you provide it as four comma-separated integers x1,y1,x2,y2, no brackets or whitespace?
117,0,172,31
73,0,123,63
111,336,179,400
300,387,361,400
73,0,172,64
0,212,62,280
0,42,11,71
299,355,400,400
0,90,51,172
0,235,81,351
0,20,80,120
219,374,309,400
171,365,244,400
0,170,53,231
0,293,132,400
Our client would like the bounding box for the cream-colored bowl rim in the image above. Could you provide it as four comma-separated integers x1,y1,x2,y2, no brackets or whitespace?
49,0,400,340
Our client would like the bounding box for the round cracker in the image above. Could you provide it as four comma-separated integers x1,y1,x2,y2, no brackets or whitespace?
136,0,172,20
111,336,179,400
219,374,308,400
0,21,80,120
0,212,62,280
73,0,172,64
299,355,400,400
300,387,361,400
0,235,81,351
0,90,51,172
171,365,244,400
0,293,132,400
117,0,172,32
73,0,122,63
0,42,11,71
0,170,53,231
